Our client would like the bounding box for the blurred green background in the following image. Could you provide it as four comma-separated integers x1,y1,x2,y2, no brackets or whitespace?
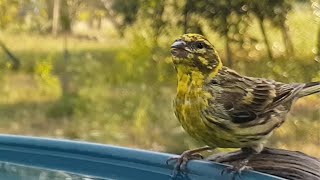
0,0,319,157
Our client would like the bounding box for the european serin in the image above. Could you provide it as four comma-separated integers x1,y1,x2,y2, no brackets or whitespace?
168,33,320,173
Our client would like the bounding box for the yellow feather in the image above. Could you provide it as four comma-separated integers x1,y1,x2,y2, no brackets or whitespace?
208,61,222,79
198,56,209,65
243,91,254,104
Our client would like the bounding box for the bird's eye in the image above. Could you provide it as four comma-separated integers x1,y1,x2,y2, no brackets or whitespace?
196,42,204,49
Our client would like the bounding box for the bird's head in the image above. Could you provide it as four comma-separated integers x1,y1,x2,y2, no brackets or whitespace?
171,34,222,75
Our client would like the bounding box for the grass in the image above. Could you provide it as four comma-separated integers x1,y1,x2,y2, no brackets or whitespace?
0,4,319,158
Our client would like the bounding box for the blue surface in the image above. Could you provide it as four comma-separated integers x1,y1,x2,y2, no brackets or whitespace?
0,162,93,179
0,135,285,180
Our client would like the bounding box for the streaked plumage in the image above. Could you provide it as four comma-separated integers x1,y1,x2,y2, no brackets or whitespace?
169,33,320,172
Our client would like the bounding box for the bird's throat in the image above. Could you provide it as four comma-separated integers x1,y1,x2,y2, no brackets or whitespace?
176,66,206,98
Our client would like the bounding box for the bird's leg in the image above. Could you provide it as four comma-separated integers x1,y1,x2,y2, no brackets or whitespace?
166,146,214,174
221,145,263,175
231,147,256,172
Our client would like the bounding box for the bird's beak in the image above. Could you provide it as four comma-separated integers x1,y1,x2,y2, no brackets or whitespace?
171,40,189,60
171,40,186,49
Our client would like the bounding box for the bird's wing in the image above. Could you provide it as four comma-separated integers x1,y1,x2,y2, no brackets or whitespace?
206,68,303,124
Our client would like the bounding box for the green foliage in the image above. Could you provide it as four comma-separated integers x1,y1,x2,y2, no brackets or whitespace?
115,36,153,83
0,1,318,158
111,0,140,25
34,57,60,93
0,0,20,29
46,94,81,118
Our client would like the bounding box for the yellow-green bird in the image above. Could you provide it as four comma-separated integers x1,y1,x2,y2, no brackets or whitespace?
169,33,320,173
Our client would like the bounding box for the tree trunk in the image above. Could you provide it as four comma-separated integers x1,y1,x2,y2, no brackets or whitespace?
52,0,60,36
61,34,70,95
258,17,273,60
46,0,54,20
97,16,102,30
101,0,125,37
207,147,320,180
317,25,320,61
225,35,233,68
151,0,166,48
60,0,71,33
281,22,294,57
183,0,191,34
0,39,20,70
46,0,54,32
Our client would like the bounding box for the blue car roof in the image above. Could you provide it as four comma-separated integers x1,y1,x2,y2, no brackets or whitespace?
0,134,285,180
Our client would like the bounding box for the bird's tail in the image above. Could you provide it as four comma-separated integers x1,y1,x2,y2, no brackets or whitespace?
298,82,320,98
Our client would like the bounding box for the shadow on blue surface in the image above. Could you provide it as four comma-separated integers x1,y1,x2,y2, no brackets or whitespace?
0,135,285,180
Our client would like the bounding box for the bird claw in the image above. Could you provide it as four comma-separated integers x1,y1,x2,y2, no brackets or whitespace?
166,146,212,177
166,152,204,176
221,159,252,179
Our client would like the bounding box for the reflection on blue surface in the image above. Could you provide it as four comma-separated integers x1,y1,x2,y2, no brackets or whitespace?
0,135,285,180
0,162,102,180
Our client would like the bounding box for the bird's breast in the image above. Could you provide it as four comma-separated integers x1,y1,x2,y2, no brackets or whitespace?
175,70,213,141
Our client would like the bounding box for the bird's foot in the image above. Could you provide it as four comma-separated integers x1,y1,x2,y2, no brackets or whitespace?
166,152,203,174
166,146,212,176
221,159,253,179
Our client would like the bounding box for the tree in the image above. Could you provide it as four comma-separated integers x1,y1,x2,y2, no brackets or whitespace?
188,0,252,67
248,0,274,59
0,0,20,29
249,0,294,58
52,0,86,35
101,0,140,37
185,0,295,63
317,26,320,62
311,0,320,62
180,0,203,34
60,0,71,33
0,39,20,70
140,0,167,47
271,0,294,57
52,0,60,36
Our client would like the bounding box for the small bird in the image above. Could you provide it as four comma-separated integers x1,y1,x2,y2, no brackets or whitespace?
168,33,320,173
